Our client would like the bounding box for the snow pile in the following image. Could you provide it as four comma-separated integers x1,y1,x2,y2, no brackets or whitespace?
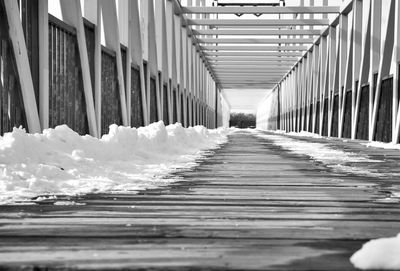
350,234,400,270
364,141,400,150
0,121,229,204
286,130,323,138
252,131,383,177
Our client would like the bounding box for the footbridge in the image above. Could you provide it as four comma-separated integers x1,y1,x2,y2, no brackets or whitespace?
1,0,400,270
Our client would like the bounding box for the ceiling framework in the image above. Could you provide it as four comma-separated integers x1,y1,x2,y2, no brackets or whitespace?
181,1,340,89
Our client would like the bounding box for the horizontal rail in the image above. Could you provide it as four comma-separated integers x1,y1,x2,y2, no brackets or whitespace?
193,29,321,36
198,38,315,44
205,52,303,57
207,57,300,61
201,45,309,51
182,6,341,14
187,19,330,26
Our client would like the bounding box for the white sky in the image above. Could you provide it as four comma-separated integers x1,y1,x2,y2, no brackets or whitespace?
222,89,271,114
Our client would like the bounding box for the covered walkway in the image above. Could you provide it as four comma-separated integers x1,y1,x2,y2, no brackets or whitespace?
1,132,399,270
1,0,400,269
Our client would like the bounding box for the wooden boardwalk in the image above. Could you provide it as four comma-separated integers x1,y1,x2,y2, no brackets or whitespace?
1,131,400,270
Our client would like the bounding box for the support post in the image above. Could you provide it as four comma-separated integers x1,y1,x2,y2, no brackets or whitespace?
38,0,49,130
4,0,41,133
60,0,98,137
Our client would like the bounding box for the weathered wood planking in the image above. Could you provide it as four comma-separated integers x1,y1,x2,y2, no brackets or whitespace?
163,84,169,125
186,95,190,127
1,6,147,136
48,15,89,135
149,77,158,124
331,94,339,137
192,98,195,125
0,1,27,135
180,92,184,126
357,84,370,140
1,132,400,270
20,0,39,107
342,90,352,138
172,88,177,123
375,77,393,142
131,67,144,128
100,48,122,135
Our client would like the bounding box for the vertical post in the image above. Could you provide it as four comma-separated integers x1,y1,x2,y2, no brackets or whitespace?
4,0,41,133
95,0,102,134
353,0,371,139
352,0,362,136
60,0,99,136
124,0,132,126
338,14,348,138
38,0,49,130
393,0,400,143
215,83,218,128
369,0,381,137
320,35,328,135
370,0,395,141
328,26,337,137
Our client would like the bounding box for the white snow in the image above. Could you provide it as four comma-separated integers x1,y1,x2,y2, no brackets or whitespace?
286,130,323,138
252,131,383,177
363,141,400,150
350,233,400,270
0,121,230,204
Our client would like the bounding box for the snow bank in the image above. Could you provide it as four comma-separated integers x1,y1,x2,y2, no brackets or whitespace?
0,121,230,204
286,130,322,139
350,234,400,270
252,131,383,177
363,141,400,150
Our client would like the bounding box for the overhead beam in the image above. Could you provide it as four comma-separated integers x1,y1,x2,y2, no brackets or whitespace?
207,57,300,61
215,73,287,76
217,77,284,80
218,78,280,81
221,83,278,85
205,52,303,57
213,65,292,69
193,29,321,36
216,73,284,76
214,67,292,71
217,81,281,83
187,19,330,26
210,61,297,65
214,71,287,74
182,6,341,14
220,84,276,88
217,78,283,80
216,76,284,78
201,45,309,51
220,82,277,85
198,38,315,44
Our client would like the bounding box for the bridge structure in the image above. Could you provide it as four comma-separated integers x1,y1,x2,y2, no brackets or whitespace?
1,0,400,144
1,0,400,270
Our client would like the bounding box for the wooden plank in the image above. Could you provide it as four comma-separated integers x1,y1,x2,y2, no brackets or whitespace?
2,132,400,270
